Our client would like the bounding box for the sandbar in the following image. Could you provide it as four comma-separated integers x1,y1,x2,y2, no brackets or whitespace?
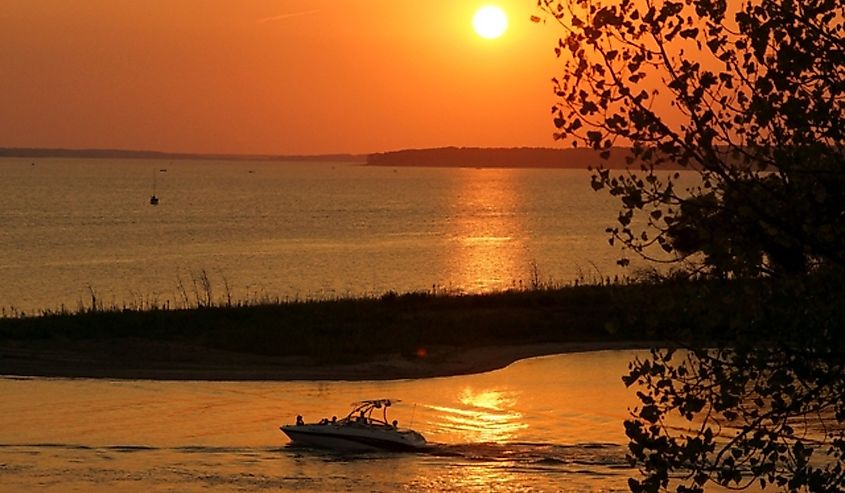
0,340,649,381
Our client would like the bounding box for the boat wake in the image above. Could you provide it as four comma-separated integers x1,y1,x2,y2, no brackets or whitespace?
283,439,631,473
426,441,630,470
1,441,633,492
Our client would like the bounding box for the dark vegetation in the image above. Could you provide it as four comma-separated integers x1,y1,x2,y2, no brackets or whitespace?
539,0,844,490
2,273,840,371
0,280,646,368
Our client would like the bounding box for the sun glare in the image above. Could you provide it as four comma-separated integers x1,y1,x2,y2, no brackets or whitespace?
473,6,508,39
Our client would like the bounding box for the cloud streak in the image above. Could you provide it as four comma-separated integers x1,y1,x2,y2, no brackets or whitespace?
258,9,321,24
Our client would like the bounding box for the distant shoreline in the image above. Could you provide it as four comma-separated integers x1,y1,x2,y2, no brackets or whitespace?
366,146,646,169
0,147,365,163
0,145,684,170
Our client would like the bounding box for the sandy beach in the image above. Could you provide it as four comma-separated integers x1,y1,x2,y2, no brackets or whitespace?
0,339,649,381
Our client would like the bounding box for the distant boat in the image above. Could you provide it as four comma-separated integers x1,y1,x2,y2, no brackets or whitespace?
150,169,159,205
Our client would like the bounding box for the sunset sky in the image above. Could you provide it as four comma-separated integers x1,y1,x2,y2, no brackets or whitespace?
1,1,562,155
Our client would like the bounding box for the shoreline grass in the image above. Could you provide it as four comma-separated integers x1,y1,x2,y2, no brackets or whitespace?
0,275,657,380
3,271,839,380
0,262,627,320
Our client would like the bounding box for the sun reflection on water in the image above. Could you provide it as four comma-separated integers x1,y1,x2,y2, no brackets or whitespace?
444,168,529,292
458,387,516,411
428,387,527,443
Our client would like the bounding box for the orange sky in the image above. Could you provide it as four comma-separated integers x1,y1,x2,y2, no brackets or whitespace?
0,1,562,155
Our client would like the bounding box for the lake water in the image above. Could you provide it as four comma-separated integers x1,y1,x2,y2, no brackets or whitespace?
0,351,641,492
1,160,768,491
0,158,681,313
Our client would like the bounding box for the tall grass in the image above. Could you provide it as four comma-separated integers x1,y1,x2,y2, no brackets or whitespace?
2,262,638,320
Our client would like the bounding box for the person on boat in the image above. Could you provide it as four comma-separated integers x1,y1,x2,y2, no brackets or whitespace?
331,416,337,424
296,415,304,426
392,420,398,429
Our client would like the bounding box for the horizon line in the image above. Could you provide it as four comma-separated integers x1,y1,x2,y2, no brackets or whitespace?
0,144,605,160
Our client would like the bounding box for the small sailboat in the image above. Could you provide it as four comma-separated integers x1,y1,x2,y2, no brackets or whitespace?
150,169,160,205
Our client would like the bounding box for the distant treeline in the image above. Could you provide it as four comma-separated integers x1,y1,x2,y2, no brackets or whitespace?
0,147,364,163
1,146,692,169
367,147,650,169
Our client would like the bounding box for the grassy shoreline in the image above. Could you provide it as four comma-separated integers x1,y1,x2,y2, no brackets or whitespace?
0,277,789,381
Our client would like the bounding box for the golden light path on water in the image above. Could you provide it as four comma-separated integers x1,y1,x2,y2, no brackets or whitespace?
429,388,527,443
447,167,528,292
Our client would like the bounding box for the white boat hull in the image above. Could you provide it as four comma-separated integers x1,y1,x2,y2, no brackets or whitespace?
281,424,427,452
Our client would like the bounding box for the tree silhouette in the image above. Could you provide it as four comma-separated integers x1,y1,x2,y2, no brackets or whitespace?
539,0,843,275
538,0,844,490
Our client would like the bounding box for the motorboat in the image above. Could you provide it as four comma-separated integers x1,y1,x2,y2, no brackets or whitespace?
280,399,427,451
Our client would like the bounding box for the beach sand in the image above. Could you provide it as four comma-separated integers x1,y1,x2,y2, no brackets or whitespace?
0,340,649,381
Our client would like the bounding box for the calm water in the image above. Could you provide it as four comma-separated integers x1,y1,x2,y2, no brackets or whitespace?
0,351,640,492
0,158,677,313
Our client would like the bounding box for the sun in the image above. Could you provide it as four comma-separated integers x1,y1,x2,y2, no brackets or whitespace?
472,5,508,39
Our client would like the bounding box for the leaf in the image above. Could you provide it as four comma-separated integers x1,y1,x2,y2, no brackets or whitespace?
639,404,660,423
586,130,603,147
680,28,699,39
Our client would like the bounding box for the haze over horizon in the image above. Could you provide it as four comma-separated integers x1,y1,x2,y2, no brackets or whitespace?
1,1,565,156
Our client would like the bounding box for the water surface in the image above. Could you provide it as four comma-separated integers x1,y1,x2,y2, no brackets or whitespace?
0,351,641,492
1,158,687,312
